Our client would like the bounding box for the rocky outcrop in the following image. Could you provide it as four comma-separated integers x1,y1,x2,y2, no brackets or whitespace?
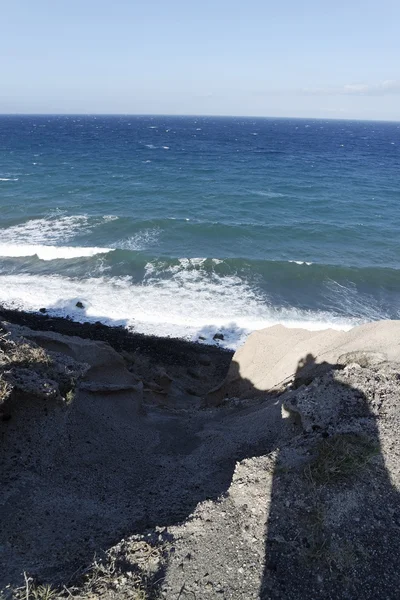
0,320,145,430
5,323,140,389
0,326,88,405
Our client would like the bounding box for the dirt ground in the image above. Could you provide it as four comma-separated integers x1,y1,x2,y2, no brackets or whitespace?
1,313,400,599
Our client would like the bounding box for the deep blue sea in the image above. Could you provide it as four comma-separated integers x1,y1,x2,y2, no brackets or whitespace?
0,115,399,347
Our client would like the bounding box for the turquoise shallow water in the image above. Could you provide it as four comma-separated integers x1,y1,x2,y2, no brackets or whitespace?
0,115,399,347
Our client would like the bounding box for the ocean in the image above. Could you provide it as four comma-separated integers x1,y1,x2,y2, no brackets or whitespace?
0,115,399,348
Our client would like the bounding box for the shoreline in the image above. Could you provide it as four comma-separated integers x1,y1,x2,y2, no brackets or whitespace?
0,305,234,369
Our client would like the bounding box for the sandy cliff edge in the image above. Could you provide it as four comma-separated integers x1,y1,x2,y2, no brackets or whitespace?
207,320,400,403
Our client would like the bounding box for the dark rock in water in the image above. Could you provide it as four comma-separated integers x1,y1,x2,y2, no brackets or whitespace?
213,333,224,341
39,308,47,314
198,336,206,341
76,302,84,309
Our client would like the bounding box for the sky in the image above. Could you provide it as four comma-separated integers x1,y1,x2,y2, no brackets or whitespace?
1,0,400,120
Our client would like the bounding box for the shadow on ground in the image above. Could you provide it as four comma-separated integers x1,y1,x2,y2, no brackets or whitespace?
1,309,399,599
260,354,400,599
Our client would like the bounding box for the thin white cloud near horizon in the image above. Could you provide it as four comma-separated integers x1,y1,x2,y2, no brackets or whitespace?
301,80,400,96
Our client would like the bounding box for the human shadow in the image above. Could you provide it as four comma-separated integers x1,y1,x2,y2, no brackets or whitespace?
1,309,399,599
260,353,400,599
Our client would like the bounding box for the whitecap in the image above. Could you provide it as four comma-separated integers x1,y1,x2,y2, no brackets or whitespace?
115,228,160,251
103,215,119,222
0,215,91,246
250,190,285,198
0,178,18,181
0,244,112,260
178,257,207,267
0,214,118,249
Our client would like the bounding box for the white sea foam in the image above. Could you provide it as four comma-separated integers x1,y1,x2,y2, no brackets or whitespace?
0,178,18,181
0,267,358,350
0,244,112,260
0,215,161,260
0,214,119,260
178,257,207,267
115,228,160,251
0,215,91,245
250,190,285,198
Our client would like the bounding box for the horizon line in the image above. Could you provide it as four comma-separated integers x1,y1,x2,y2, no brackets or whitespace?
0,113,399,124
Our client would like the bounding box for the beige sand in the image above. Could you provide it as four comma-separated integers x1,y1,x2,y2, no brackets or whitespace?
208,320,400,402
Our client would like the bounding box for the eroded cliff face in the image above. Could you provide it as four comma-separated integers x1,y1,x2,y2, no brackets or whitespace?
1,319,400,600
207,320,400,403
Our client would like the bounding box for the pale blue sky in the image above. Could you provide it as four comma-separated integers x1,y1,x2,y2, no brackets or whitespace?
1,0,399,120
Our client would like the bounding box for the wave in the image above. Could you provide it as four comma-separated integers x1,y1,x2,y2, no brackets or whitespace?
0,178,18,181
1,236,399,294
0,244,112,260
1,218,399,296
0,220,158,261
0,214,121,246
0,214,123,260
0,215,92,245
289,260,313,266
113,228,160,251
249,190,286,198
102,253,400,287
5,215,393,260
